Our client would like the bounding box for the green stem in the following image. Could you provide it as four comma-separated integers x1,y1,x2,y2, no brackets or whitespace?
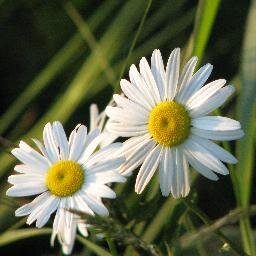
182,198,247,256
105,235,118,256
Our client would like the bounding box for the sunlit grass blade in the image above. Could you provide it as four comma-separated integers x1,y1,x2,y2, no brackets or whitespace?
192,0,221,63
0,228,111,256
236,1,256,255
0,0,119,135
64,1,117,88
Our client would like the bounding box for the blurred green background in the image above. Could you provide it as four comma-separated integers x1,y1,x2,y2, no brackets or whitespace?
0,0,255,255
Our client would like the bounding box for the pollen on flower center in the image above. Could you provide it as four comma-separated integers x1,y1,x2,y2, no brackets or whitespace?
46,160,84,197
148,101,190,147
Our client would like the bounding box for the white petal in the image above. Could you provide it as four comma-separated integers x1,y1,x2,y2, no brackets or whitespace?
35,197,59,228
190,135,237,164
79,132,101,163
135,145,162,194
74,194,94,216
139,57,161,104
159,148,174,197
186,79,226,109
106,122,147,137
84,128,100,148
120,79,152,111
52,121,69,160
32,138,51,164
14,164,36,174
120,137,155,176
166,48,180,99
151,49,166,100
78,222,89,237
190,85,235,117
69,124,87,161
177,56,198,95
87,171,126,184
100,131,118,148
184,138,229,175
192,116,241,131
129,64,156,107
86,183,116,198
171,148,190,198
26,194,58,227
90,104,99,131
43,123,59,163
15,141,49,171
183,146,219,180
86,157,125,174
6,182,47,197
15,192,50,216
191,127,244,141
8,174,44,184
83,194,109,216
177,63,213,103
113,94,149,118
105,106,147,125
86,142,122,167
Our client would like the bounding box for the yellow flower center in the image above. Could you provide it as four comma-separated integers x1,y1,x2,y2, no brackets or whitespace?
148,101,190,147
46,160,84,197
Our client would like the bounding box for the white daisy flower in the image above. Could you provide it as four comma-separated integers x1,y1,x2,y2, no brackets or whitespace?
49,104,120,254
6,121,126,254
106,48,244,198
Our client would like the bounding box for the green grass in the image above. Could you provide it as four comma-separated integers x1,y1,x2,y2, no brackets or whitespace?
0,0,255,255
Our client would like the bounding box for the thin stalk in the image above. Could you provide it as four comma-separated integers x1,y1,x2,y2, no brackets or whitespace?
64,1,117,88
106,235,118,256
182,198,248,256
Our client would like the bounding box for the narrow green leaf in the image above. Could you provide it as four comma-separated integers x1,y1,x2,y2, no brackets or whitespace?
192,0,221,62
0,0,119,134
236,1,256,255
0,228,52,247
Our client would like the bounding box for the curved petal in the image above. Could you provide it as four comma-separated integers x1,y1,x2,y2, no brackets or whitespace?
177,63,213,104
186,79,226,109
43,123,59,163
52,121,69,160
177,56,198,95
191,116,241,131
189,85,235,117
166,48,180,100
184,138,229,175
120,79,152,111
135,145,162,194
190,135,237,164
171,148,190,198
139,57,161,103
159,147,174,197
151,49,166,100
69,124,87,161
191,127,244,141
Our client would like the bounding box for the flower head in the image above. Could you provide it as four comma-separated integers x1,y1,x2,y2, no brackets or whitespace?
106,48,244,198
49,104,120,254
7,121,125,254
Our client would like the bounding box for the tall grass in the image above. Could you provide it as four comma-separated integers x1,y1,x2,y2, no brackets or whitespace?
0,0,255,255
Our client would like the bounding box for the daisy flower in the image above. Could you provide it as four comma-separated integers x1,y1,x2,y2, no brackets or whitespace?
50,104,120,254
106,48,244,198
6,121,126,254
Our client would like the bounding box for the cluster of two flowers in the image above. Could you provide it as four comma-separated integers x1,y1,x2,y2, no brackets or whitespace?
6,48,243,254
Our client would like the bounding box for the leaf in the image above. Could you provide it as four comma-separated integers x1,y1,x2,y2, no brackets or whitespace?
235,1,256,255
192,0,221,62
